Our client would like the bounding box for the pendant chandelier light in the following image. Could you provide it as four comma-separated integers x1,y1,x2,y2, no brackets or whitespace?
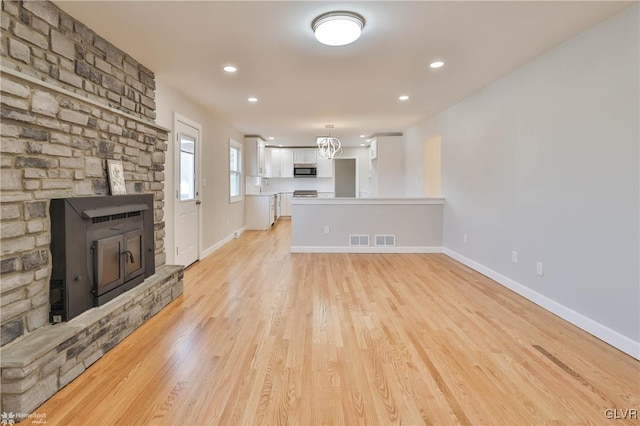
317,125,343,159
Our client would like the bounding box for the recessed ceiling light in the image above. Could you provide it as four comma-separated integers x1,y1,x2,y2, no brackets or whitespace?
278,144,283,147
359,134,365,138
399,95,410,101
223,65,237,73
312,11,365,46
248,97,258,103
360,143,366,146
430,60,445,69
268,137,274,140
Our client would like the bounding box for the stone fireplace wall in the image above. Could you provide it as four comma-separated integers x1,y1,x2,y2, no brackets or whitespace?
1,0,168,346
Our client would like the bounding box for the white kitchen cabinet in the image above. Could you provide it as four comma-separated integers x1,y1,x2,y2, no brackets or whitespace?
280,149,294,177
294,149,317,164
368,139,377,160
316,155,333,178
266,148,281,177
318,192,334,198
280,192,293,216
276,193,281,218
266,148,294,177
244,137,266,177
264,148,272,176
246,194,275,230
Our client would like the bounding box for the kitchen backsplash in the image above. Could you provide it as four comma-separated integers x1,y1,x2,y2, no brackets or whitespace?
247,177,335,193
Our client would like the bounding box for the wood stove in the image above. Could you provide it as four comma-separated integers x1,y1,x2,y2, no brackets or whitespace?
49,194,155,322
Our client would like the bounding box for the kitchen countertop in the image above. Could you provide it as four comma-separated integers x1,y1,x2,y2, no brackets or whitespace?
246,192,279,197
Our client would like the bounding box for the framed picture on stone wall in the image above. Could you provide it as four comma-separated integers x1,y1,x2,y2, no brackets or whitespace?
107,160,127,195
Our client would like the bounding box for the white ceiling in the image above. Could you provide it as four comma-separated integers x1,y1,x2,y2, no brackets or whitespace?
54,1,631,147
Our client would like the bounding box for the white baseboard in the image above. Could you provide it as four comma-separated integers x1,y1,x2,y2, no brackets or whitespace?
201,227,246,259
443,248,640,360
290,246,443,254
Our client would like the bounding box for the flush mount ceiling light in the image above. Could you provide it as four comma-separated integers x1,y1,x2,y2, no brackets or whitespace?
248,97,258,103
399,95,410,101
312,11,365,46
316,124,343,159
430,60,445,69
223,65,237,73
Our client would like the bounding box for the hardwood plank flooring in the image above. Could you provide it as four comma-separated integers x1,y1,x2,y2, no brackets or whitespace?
29,220,639,425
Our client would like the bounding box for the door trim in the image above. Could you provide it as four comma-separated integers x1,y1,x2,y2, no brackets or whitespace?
173,112,203,264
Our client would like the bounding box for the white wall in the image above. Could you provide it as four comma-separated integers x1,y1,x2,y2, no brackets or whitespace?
291,198,443,252
155,81,245,264
376,136,405,197
423,135,442,197
404,5,639,355
404,120,441,197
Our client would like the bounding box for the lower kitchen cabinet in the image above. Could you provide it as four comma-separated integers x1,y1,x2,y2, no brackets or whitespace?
280,192,293,216
246,195,276,230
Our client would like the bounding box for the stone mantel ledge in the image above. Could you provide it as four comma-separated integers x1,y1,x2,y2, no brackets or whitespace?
1,66,171,134
0,265,182,368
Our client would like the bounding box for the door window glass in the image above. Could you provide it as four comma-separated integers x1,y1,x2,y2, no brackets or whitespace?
180,135,196,201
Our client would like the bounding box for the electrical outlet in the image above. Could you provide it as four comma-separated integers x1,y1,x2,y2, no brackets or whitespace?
324,226,330,235
463,234,468,244
511,251,518,264
536,261,543,276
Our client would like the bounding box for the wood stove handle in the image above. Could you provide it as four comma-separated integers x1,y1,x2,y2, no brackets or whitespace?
121,250,134,263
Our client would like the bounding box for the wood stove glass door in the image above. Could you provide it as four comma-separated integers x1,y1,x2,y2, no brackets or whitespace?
94,235,125,295
123,229,145,282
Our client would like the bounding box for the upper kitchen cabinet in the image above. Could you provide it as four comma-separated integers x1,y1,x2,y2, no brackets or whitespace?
368,139,377,160
266,148,280,177
294,149,317,164
280,149,294,177
316,154,333,178
244,137,266,177
265,148,294,178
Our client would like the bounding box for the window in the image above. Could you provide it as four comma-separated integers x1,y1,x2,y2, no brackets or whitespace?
230,139,242,203
179,135,196,201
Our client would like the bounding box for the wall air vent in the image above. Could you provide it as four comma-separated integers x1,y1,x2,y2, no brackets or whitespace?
349,235,370,246
375,235,396,247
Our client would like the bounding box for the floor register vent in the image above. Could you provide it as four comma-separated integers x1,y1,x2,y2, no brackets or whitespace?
375,235,396,247
349,235,370,247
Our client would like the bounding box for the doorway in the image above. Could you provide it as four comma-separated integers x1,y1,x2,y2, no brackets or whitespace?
174,114,202,267
334,158,357,197
423,135,442,197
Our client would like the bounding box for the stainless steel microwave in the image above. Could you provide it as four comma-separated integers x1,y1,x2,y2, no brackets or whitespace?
293,164,317,178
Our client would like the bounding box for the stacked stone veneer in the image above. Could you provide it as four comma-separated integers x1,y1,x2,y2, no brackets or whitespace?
1,0,170,347
1,0,157,121
0,0,184,416
0,69,169,345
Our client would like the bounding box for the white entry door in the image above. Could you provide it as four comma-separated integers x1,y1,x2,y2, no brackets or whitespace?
174,116,201,267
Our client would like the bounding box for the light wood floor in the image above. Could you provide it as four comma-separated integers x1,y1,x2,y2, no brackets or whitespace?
31,220,639,425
